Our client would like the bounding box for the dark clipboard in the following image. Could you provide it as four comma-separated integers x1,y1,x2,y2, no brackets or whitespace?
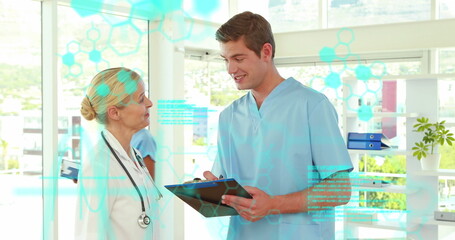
164,178,252,217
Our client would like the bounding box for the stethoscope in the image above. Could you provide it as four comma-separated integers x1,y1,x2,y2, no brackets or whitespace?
101,131,162,229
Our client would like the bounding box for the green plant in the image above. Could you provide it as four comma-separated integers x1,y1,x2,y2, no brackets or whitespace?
412,117,455,160
7,159,19,170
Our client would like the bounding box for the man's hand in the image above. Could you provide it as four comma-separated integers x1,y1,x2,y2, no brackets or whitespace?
222,186,279,222
203,171,219,181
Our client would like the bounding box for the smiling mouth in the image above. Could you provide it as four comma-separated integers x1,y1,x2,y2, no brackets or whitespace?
233,75,245,82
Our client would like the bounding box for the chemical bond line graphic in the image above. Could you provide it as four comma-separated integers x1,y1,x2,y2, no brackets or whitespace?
316,28,387,122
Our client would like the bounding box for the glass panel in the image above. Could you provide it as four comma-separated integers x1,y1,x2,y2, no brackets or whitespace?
328,0,431,28
440,0,455,19
439,48,455,74
182,58,245,239
438,177,455,210
0,0,42,239
358,155,407,185
238,0,319,32
277,65,343,110
277,63,408,139
57,5,148,238
359,192,407,210
438,176,455,240
381,61,422,76
439,79,455,170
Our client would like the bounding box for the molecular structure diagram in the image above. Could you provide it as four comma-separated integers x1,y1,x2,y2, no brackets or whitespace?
60,0,220,77
57,3,392,239
314,28,387,122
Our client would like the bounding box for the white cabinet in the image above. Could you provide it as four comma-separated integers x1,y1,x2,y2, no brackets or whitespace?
342,75,455,239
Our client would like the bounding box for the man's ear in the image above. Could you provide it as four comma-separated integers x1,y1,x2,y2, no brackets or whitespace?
261,43,273,61
106,106,120,121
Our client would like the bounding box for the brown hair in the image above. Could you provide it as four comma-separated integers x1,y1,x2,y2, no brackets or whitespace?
80,67,142,124
215,11,275,58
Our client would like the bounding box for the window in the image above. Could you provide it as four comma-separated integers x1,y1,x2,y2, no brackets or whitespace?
439,48,455,74
0,0,42,239
439,0,455,19
328,0,431,28
57,5,148,238
182,58,246,239
238,0,319,32
439,79,455,171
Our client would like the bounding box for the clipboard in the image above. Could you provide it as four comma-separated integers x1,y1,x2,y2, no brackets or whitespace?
164,178,252,217
60,157,80,180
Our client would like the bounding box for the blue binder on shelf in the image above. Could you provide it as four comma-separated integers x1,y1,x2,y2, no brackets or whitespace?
348,132,384,141
347,132,390,150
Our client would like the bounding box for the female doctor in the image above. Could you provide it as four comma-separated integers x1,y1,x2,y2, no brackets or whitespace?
76,67,161,239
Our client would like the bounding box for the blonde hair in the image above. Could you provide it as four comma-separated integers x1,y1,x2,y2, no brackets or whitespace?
81,67,142,124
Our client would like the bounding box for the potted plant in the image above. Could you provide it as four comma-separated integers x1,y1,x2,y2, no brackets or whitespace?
412,117,454,170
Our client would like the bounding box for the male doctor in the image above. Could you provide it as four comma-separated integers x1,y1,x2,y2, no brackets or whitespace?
204,11,353,240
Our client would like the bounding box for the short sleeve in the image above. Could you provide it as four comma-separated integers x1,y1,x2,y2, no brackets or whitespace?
309,98,353,180
131,129,157,161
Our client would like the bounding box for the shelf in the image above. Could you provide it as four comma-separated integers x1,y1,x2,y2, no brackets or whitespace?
348,149,409,155
413,169,455,177
352,185,418,194
356,172,406,178
346,221,417,231
414,216,455,227
346,112,419,118
23,128,68,134
425,219,455,227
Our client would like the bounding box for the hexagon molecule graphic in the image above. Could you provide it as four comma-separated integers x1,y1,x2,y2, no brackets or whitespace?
71,0,104,17
161,10,194,42
62,53,76,66
325,72,342,89
337,27,355,45
89,50,102,63
355,65,373,81
357,105,373,122
319,47,337,63
108,22,144,56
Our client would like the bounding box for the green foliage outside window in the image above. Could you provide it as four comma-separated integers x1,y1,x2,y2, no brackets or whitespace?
192,137,207,146
358,155,406,210
440,143,455,169
0,64,41,114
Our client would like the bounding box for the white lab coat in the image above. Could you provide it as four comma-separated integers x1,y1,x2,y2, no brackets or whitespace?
75,129,160,240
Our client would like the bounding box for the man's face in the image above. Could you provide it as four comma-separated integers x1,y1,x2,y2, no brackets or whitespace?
220,38,268,91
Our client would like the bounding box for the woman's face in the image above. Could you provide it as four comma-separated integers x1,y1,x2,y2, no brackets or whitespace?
117,80,153,132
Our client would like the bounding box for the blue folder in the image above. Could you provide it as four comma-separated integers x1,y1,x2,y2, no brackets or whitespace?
60,158,80,180
348,132,384,141
165,178,252,217
347,132,391,150
347,141,389,150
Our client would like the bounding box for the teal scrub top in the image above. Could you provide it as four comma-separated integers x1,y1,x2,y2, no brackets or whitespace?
131,129,157,161
212,77,353,240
